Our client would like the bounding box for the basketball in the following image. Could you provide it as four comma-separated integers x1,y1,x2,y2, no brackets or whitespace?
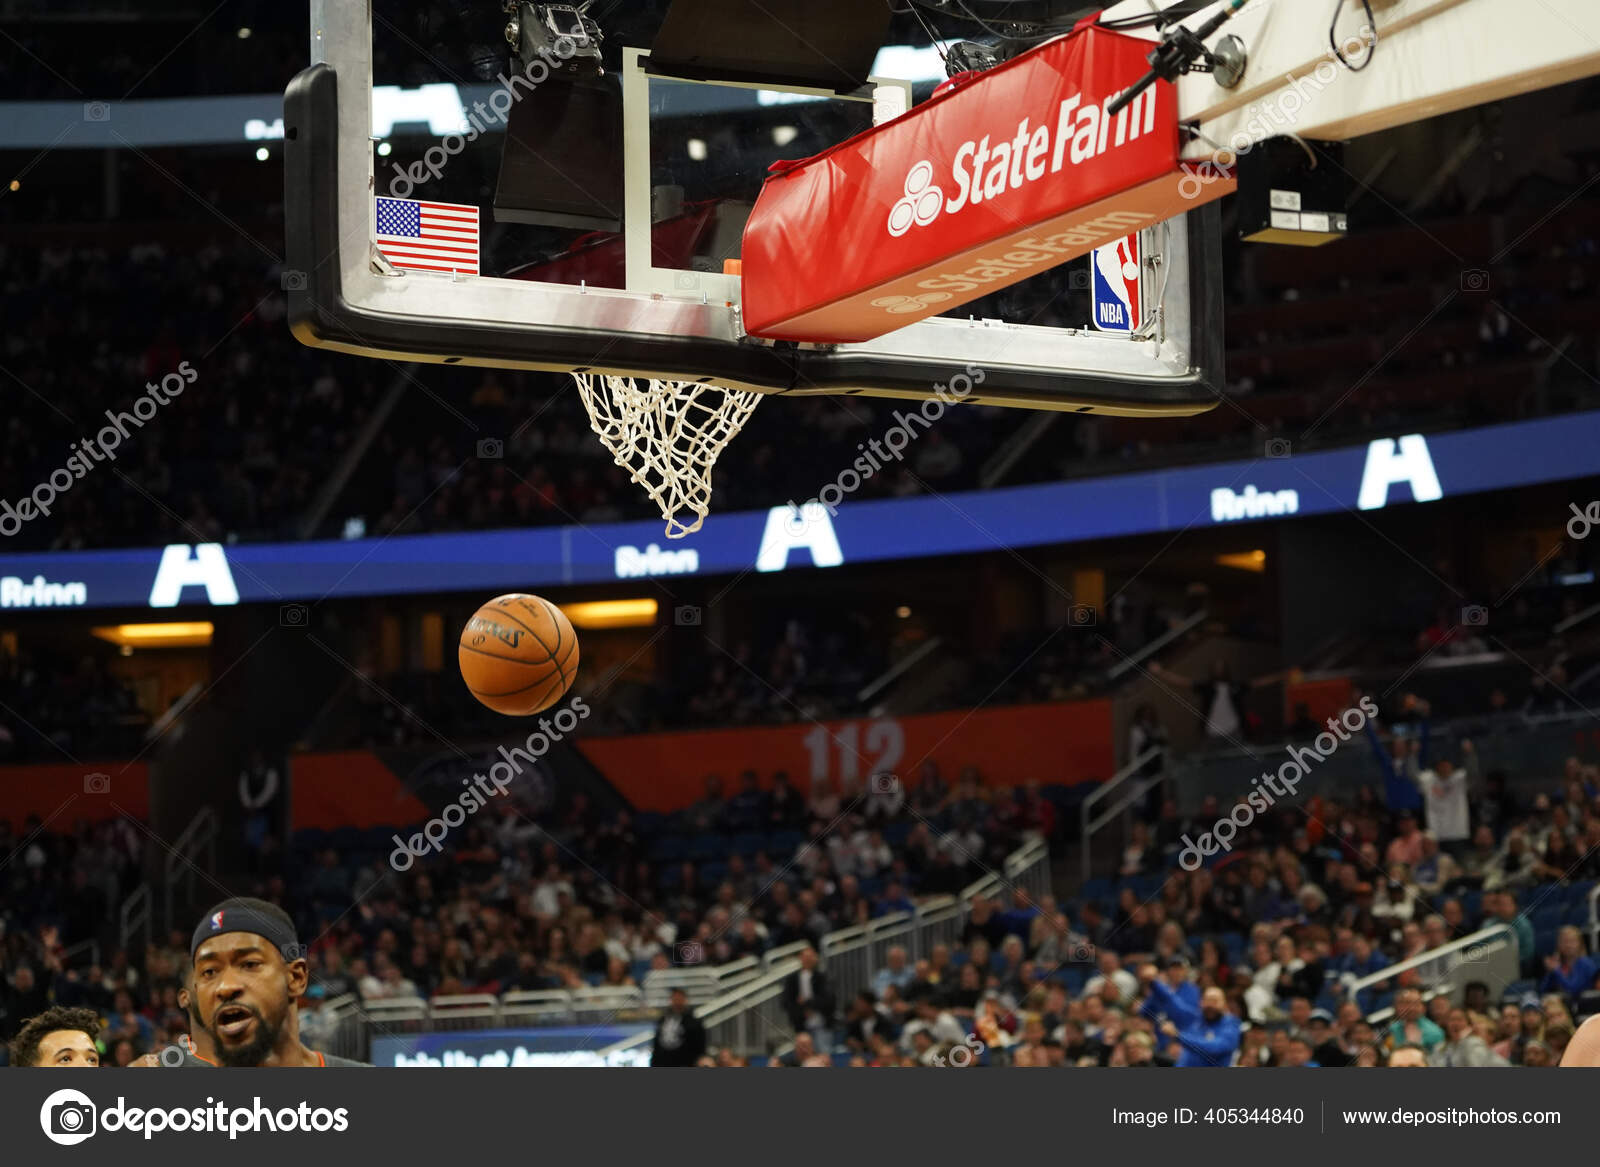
458,593,579,716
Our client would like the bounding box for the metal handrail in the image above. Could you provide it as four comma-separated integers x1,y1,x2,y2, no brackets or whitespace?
1005,835,1049,881
1106,608,1208,681
1348,923,1515,1022
1589,881,1600,955
429,993,500,1018
960,870,1004,902
711,955,760,982
59,939,100,969
857,636,945,704
144,681,202,743
362,995,429,1022
120,882,151,955
1079,744,1164,881
697,957,800,1028
762,939,811,968
163,805,218,931
1554,599,1600,637
333,840,1052,1060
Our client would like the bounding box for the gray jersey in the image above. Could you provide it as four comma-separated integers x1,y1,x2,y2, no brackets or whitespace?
160,1043,371,1067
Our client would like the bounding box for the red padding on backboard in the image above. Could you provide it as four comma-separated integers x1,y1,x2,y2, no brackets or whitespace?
739,26,1234,344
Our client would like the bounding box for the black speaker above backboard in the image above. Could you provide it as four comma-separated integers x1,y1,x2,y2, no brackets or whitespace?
647,0,893,92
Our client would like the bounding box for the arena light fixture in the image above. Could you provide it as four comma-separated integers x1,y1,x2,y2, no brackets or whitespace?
92,622,215,648
1215,550,1267,573
563,599,658,629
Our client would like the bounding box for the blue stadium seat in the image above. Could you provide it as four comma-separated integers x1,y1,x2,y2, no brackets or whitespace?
362,825,400,850
649,836,687,863
770,830,806,855
1503,978,1537,1003
687,833,724,861
731,832,766,857
1080,877,1115,904
1126,872,1164,900
1059,967,1087,996
699,861,728,888
1530,903,1566,930
882,821,913,848
634,812,664,836
295,828,330,852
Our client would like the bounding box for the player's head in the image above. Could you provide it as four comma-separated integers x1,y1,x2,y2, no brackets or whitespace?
190,897,307,1067
1388,1044,1428,1067
8,1006,101,1067
1199,986,1227,1023
176,960,218,1062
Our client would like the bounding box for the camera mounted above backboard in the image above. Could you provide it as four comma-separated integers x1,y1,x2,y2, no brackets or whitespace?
505,2,604,77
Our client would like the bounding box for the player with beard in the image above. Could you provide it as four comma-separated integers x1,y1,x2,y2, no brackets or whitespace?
155,897,369,1067
131,971,224,1066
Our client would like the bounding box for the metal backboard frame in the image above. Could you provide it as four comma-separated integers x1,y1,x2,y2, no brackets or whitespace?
622,46,913,303
284,0,1224,415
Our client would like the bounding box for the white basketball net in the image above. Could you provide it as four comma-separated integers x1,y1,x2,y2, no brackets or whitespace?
573,373,762,538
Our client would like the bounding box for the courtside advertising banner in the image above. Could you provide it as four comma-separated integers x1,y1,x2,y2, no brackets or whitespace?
740,26,1234,342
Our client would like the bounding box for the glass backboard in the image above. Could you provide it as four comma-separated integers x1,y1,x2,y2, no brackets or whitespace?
285,0,1223,415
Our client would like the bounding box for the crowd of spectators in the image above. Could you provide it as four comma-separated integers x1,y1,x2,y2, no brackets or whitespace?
7,679,1600,1070
0,756,1052,1064
0,649,147,761
0,242,382,551
0,815,162,1067
730,696,1600,1068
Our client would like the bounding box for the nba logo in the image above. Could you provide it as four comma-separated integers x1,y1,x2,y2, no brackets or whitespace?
1090,234,1141,334
211,911,225,930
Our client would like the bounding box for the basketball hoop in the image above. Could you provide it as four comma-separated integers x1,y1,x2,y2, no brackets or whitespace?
573,373,762,538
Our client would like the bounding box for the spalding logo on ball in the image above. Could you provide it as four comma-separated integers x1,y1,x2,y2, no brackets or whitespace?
459,593,579,716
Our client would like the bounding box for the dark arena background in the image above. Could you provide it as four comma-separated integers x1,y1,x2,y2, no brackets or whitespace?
4,0,1600,1157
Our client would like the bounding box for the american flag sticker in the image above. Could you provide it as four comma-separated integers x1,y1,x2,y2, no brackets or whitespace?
375,196,480,275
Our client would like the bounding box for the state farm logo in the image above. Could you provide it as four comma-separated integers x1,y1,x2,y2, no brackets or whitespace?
886,87,1158,242
886,160,944,237
871,291,952,315
867,86,1163,315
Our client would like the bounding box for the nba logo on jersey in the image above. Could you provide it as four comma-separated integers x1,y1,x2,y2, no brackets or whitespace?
1090,234,1141,334
210,911,225,930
